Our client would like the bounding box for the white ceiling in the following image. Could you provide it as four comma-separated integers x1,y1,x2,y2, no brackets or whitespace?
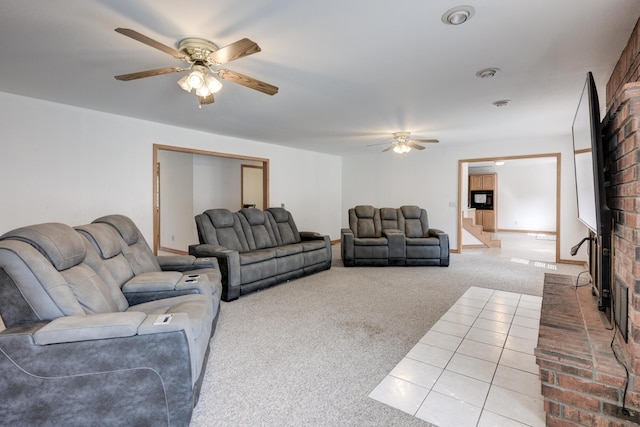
0,1,638,155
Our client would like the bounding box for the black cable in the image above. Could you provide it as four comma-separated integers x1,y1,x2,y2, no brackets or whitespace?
574,270,591,289
609,292,631,416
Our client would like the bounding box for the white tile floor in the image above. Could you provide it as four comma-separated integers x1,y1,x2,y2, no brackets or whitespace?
369,286,545,427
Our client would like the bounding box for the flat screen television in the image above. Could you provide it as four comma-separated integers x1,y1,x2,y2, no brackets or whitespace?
571,71,612,312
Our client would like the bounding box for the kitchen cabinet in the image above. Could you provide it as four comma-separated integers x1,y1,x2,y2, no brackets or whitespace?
470,173,497,232
470,173,495,190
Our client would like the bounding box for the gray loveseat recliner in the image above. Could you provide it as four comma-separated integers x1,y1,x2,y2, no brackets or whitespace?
341,205,450,267
0,217,222,426
189,207,332,301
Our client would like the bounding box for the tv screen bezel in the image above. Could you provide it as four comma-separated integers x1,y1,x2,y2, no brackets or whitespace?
572,71,607,235
571,71,612,315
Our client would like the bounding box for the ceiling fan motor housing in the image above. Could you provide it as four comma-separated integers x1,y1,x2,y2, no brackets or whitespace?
177,38,220,66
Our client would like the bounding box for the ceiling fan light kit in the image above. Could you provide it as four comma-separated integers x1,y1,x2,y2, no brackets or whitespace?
113,28,278,107
393,144,412,154
371,131,439,154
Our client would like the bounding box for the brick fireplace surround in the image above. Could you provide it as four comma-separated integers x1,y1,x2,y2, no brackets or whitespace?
535,18,640,426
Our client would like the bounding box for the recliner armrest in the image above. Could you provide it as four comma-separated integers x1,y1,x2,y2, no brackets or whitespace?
189,243,230,257
189,244,241,301
428,228,447,237
299,231,324,240
341,228,355,266
156,254,218,271
33,312,146,345
428,228,450,266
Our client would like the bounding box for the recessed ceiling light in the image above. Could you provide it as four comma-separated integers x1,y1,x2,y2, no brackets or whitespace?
492,99,511,107
442,6,475,25
494,161,505,166
476,68,500,79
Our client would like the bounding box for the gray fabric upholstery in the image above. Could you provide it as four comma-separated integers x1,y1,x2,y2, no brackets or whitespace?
76,222,220,304
267,207,301,245
94,214,220,275
198,209,249,252
93,214,162,273
400,205,429,238
380,207,400,230
342,205,449,267
190,207,331,301
350,205,381,238
238,208,278,250
0,219,221,426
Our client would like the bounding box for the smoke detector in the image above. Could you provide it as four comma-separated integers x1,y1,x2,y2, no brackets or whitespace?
492,99,511,107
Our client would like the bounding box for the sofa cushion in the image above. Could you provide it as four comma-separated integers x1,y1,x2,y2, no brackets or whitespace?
380,208,399,230
300,240,326,252
239,248,276,266
239,208,277,250
354,237,388,246
351,205,381,238
275,244,303,257
202,209,248,252
0,225,130,318
95,214,139,246
76,224,121,259
267,208,301,245
400,205,429,238
207,209,236,228
93,215,162,274
2,223,86,271
406,237,440,246
76,224,138,296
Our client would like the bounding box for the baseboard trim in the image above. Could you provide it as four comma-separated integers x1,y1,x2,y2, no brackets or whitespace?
158,246,188,255
497,228,556,235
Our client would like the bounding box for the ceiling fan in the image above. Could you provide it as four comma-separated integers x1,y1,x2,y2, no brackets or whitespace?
113,28,278,106
370,132,439,153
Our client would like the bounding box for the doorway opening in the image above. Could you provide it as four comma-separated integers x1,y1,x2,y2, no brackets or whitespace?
457,153,561,264
153,144,269,255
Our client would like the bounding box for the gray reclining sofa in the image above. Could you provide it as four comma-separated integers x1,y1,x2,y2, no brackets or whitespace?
189,207,332,301
341,205,450,267
0,216,222,426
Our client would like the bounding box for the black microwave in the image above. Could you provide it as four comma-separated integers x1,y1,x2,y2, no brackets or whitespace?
470,190,493,210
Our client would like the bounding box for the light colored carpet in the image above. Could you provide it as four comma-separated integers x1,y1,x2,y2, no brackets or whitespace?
190,247,582,426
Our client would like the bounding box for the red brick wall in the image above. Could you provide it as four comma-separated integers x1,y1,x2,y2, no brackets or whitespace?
607,16,640,377
536,17,640,427
607,19,640,106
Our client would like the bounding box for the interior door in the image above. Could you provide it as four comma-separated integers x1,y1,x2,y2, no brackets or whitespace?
242,164,264,209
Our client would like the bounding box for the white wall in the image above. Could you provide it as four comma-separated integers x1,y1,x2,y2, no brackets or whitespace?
0,92,343,243
342,136,589,261
0,90,587,260
158,150,194,251
495,160,557,232
192,155,245,213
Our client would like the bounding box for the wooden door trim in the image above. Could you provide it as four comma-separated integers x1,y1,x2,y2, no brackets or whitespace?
152,144,270,255
457,153,561,262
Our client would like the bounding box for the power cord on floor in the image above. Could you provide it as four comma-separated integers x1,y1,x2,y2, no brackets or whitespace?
572,269,630,415
609,302,631,417
573,270,591,289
